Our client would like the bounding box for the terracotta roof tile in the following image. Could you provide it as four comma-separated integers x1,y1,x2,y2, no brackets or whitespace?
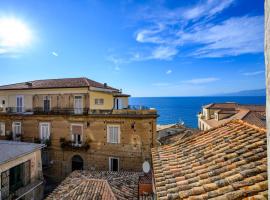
46,171,142,200
152,120,267,200
0,77,119,91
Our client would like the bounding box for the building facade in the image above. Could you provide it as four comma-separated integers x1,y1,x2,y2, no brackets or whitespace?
0,78,158,181
0,140,44,200
198,102,265,131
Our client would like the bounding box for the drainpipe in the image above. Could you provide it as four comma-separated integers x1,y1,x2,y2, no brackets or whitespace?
265,0,270,197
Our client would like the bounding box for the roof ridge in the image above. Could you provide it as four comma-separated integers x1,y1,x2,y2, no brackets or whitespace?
153,119,266,151
104,180,117,200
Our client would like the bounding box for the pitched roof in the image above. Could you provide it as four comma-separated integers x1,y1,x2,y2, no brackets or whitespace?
46,171,142,200
0,140,45,165
157,124,199,145
203,103,237,109
152,120,267,200
0,77,119,91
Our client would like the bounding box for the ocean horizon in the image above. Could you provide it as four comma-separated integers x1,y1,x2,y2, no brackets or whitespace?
130,96,266,128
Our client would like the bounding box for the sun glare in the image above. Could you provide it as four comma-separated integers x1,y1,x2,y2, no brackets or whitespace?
0,18,31,47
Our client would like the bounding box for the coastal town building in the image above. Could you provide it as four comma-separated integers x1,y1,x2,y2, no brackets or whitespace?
0,77,158,181
198,102,265,131
152,120,267,199
0,140,44,200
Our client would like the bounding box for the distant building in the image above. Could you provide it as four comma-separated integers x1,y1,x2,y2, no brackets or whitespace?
0,77,158,181
198,102,265,131
152,120,267,199
0,140,44,200
157,124,199,145
46,170,153,200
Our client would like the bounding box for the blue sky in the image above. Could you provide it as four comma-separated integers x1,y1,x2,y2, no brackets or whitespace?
0,0,265,96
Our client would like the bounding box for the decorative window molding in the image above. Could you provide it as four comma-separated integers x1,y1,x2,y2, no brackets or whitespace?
71,123,83,146
39,122,50,141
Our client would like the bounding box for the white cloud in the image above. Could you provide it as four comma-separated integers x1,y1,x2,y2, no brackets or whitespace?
183,0,235,20
52,51,58,57
151,46,178,60
136,24,165,44
130,0,263,60
166,69,172,74
182,77,219,84
243,70,264,76
184,16,264,57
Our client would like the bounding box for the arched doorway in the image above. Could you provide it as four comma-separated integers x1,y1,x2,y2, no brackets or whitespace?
71,155,83,171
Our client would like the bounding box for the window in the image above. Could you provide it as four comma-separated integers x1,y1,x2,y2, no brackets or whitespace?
12,122,21,136
95,98,104,105
2,100,5,105
109,157,119,171
71,124,83,146
43,96,51,112
74,96,83,114
107,125,120,144
0,122,5,136
16,95,24,113
40,123,50,141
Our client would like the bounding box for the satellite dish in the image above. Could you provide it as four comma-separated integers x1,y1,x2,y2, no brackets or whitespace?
142,161,150,173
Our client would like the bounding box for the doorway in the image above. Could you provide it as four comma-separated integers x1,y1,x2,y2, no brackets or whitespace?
71,155,84,171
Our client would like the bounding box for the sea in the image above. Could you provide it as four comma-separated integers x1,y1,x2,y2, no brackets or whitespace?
130,96,266,128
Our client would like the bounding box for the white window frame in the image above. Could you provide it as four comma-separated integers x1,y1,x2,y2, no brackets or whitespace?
109,157,119,172
71,123,83,146
39,122,51,141
107,125,120,144
16,95,24,113
0,122,5,136
74,95,83,114
43,96,51,112
95,98,104,105
12,122,22,136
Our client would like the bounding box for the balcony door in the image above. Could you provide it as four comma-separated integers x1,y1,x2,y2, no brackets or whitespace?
74,96,83,114
16,95,24,113
43,96,51,112
114,98,123,110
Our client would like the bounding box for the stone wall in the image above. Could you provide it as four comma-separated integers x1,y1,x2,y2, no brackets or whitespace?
0,114,157,181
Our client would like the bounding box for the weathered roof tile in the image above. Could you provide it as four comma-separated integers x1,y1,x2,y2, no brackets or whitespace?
152,120,268,199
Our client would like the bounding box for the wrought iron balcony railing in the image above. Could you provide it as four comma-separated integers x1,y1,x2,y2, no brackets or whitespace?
33,107,89,115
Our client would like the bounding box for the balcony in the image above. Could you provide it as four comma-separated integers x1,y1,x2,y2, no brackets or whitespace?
33,107,89,115
3,105,157,116
60,138,90,151
89,105,157,116
5,107,32,114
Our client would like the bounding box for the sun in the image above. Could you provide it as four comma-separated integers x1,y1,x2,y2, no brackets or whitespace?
0,17,32,48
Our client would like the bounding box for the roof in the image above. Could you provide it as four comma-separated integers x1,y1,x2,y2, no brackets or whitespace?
152,120,267,200
0,140,45,165
46,171,143,200
201,103,266,128
157,124,199,145
242,111,266,128
203,103,237,109
0,77,119,91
